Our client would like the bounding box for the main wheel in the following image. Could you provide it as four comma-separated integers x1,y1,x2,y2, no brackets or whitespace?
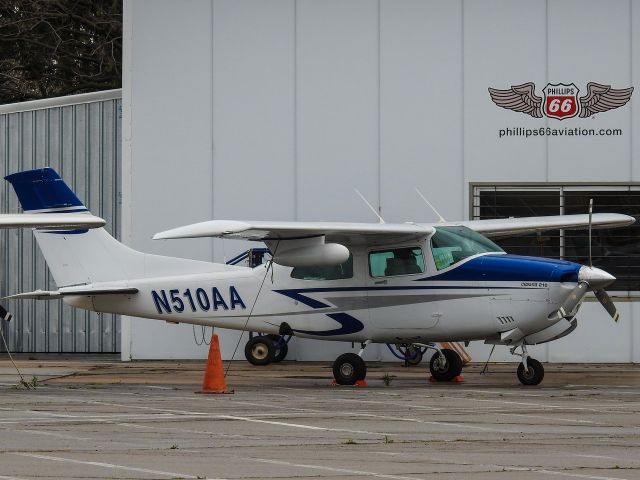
273,344,289,363
429,348,463,381
244,336,275,366
267,334,288,363
332,353,366,385
517,358,544,386
405,346,423,366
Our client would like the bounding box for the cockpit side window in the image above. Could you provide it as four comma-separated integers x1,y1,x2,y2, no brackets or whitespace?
430,226,504,270
291,254,353,280
369,247,425,277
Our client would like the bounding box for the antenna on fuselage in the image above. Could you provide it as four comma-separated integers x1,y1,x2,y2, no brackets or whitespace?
588,198,593,268
415,187,446,223
355,189,385,224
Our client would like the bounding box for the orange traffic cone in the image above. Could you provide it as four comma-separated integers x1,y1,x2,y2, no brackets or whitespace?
196,334,234,394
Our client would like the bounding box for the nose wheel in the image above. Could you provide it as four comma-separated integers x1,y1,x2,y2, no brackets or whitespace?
511,343,545,386
517,358,544,385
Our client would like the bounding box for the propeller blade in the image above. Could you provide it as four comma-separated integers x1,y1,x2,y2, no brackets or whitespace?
593,288,620,322
548,281,589,320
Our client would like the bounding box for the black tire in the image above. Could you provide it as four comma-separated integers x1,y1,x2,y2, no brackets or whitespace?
244,336,275,366
266,334,288,363
405,346,423,366
273,343,289,363
517,358,544,386
429,348,463,381
332,353,367,385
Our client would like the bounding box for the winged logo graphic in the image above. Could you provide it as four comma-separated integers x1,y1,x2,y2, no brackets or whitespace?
489,82,633,120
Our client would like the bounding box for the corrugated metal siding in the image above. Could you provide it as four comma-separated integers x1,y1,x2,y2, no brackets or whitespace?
0,95,121,353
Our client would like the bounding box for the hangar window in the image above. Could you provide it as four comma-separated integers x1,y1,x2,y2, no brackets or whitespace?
291,254,353,281
369,247,425,277
471,184,640,292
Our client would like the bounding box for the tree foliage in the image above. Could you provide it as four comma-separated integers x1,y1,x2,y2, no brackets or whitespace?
0,0,122,104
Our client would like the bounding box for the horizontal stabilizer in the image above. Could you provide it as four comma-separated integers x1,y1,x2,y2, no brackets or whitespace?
6,286,138,300
0,213,105,229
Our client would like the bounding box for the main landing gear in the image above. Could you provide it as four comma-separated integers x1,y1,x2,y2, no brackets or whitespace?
428,347,463,381
244,334,290,366
332,340,370,385
511,343,544,386
385,343,426,366
331,342,464,385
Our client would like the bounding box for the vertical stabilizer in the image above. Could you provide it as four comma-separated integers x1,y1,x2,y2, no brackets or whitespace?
5,168,222,287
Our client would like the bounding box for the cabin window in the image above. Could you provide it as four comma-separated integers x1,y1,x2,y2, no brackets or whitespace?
290,254,353,280
472,184,640,292
369,247,425,277
430,226,504,270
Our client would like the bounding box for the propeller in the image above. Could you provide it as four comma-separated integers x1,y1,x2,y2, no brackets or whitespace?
548,281,588,321
593,288,619,322
548,199,620,323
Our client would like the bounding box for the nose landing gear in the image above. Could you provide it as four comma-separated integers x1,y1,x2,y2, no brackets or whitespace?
511,343,544,385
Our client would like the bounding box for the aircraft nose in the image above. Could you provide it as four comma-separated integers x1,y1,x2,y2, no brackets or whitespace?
578,265,616,289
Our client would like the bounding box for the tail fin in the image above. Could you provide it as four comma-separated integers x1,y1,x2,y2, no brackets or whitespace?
5,168,86,214
5,168,221,287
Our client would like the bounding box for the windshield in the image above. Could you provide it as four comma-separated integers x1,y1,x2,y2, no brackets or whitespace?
430,226,504,270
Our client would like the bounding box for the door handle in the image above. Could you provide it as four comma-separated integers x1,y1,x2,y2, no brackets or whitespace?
375,280,387,285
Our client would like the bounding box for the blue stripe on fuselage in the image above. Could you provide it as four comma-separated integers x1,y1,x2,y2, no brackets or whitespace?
421,254,580,283
292,312,364,336
274,253,580,337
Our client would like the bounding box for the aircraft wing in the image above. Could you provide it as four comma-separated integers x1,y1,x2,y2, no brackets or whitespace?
152,213,634,245
153,220,434,245
456,213,635,237
0,213,105,229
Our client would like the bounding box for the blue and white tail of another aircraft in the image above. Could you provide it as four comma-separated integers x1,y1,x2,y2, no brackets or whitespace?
3,167,634,385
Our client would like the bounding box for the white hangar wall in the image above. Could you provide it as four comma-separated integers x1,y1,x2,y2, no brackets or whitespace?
122,0,640,363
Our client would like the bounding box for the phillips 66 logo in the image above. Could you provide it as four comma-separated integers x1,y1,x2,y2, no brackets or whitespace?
488,82,633,120
542,83,579,119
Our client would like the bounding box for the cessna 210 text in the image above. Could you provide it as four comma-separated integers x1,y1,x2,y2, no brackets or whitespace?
3,168,634,385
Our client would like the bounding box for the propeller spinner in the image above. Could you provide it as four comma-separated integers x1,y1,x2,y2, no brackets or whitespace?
548,266,618,322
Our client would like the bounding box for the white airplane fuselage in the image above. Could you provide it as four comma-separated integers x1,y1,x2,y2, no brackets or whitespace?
65,243,582,346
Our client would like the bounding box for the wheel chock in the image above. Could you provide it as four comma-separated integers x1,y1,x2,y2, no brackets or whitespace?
428,375,464,383
330,379,368,387
196,334,234,394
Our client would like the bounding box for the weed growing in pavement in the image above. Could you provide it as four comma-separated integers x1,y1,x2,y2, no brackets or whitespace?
381,373,396,386
13,376,40,390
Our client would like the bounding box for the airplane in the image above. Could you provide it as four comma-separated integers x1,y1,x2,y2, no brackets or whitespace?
2,167,635,386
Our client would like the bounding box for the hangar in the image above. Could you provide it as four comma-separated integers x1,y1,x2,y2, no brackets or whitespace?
2,0,639,364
